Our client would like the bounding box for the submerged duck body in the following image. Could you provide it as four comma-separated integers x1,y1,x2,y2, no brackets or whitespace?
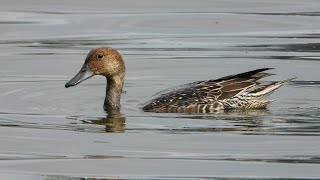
65,47,290,114
142,68,289,113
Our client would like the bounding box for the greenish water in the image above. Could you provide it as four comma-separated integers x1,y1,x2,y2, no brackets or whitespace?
0,0,320,179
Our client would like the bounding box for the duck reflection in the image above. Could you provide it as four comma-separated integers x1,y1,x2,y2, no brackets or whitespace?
182,109,270,120
81,113,126,133
166,109,272,133
78,109,270,134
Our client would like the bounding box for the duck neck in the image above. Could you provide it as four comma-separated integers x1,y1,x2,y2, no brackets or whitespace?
104,74,124,114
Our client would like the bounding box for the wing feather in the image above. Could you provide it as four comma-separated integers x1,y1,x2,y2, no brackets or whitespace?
143,68,278,112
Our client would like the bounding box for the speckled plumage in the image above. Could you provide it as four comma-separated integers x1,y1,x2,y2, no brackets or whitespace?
142,68,290,113
66,47,291,114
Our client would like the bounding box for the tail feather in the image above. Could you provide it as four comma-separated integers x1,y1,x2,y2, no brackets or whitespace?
246,78,294,99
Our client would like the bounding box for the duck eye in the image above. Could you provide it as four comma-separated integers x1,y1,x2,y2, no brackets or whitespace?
97,54,104,59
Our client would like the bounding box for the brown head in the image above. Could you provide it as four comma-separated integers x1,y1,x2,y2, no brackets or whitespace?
65,47,125,88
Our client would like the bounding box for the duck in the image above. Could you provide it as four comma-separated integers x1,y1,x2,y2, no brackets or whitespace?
65,47,291,114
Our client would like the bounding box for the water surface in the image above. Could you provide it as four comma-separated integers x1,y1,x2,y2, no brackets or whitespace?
0,0,320,179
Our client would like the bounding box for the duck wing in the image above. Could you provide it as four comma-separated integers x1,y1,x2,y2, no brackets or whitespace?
142,68,277,112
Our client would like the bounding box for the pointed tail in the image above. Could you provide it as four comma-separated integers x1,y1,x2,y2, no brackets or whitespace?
246,78,295,99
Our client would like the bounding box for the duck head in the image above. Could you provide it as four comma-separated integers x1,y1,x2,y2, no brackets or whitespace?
65,47,125,88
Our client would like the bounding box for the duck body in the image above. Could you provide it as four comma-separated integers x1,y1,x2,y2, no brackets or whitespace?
65,47,290,114
142,68,289,113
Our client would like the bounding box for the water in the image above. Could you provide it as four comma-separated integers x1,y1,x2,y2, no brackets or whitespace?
0,0,320,179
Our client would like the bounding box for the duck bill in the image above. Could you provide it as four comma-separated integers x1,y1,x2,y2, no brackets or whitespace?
65,64,94,88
